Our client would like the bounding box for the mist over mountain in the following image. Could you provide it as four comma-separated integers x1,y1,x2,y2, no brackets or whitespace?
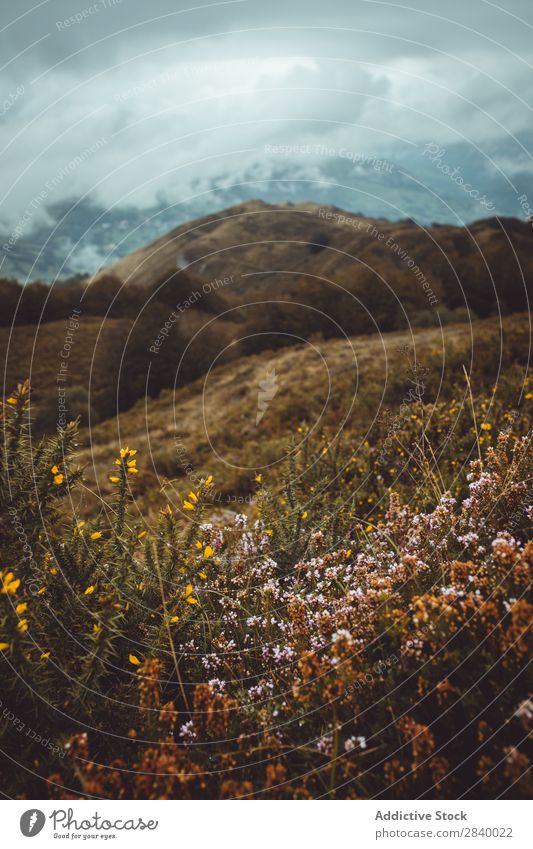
2,143,533,282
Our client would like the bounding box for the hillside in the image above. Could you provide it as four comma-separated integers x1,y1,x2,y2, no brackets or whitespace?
1,310,531,800
73,312,531,518
94,200,533,317
2,202,532,434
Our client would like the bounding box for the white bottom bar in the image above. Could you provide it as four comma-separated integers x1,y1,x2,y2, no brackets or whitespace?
3,799,531,848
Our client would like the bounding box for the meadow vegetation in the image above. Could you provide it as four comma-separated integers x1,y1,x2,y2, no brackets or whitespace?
1,315,531,797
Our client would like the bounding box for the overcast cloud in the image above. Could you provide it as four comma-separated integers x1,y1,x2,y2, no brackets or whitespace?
1,0,532,276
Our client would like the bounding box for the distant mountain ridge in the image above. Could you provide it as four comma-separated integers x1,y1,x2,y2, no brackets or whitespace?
93,199,533,315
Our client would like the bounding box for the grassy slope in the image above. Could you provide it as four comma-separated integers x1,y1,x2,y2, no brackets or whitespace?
75,314,527,516
0,316,129,401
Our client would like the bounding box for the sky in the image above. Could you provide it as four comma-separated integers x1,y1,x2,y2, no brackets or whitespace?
1,0,533,276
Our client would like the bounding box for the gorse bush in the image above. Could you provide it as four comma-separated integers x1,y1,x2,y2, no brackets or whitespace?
0,380,531,799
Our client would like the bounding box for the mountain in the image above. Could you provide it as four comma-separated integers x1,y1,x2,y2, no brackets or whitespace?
2,201,532,434
95,199,533,316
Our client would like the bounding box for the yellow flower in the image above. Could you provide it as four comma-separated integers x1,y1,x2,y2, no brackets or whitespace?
53,474,64,486
255,473,262,483
6,397,17,405
50,465,59,474
198,571,207,580
74,520,86,536
137,530,147,540
109,476,120,483
50,567,58,575
183,500,195,511
194,540,202,549
188,491,198,503
93,623,101,634
1,572,20,594
127,465,139,475
120,446,130,458
185,584,198,605
90,532,102,540
265,529,273,536
301,511,308,520
40,651,50,660
366,524,373,532
84,585,95,595
170,615,180,623
17,619,29,633
160,504,173,516
481,422,492,431
0,642,10,651
204,545,214,558
129,654,141,666
16,602,27,615
205,475,213,487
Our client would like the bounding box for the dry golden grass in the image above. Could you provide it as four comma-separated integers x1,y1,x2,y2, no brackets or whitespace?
74,314,525,517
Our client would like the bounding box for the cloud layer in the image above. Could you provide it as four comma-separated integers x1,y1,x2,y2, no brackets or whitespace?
1,0,533,276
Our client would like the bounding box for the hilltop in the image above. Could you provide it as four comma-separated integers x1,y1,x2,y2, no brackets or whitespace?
1,201,531,432
94,199,533,316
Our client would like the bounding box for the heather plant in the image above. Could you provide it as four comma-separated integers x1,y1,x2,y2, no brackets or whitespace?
0,380,531,799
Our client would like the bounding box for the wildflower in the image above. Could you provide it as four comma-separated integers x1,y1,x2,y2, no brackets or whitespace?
127,459,138,475
183,500,195,511
188,492,198,503
160,504,173,516
0,643,10,651
170,615,180,623
120,447,136,459
17,619,29,633
198,571,207,580
194,540,202,549
50,566,58,575
205,475,213,486
15,602,27,615
255,473,262,483
40,652,50,660
84,585,95,595
481,422,492,431
185,584,198,605
301,511,308,520
93,623,101,634
137,530,147,540
204,545,214,558
6,397,17,405
109,476,120,483
53,474,64,486
90,532,102,540
51,465,59,474
1,572,20,594
128,654,141,666
265,529,273,536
